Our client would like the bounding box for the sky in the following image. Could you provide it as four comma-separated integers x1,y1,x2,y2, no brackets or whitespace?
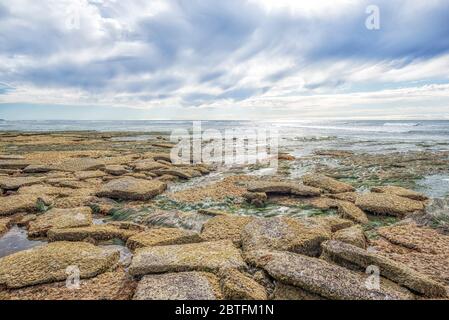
1,0,449,120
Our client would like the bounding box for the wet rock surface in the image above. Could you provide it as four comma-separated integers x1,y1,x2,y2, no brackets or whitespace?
246,181,321,196
129,240,246,276
200,215,254,245
96,177,166,201
1,132,448,300
355,193,425,217
0,269,135,300
241,217,331,256
133,272,222,300
47,224,139,242
245,250,415,300
302,174,355,194
332,225,367,249
126,227,201,251
321,240,447,297
0,195,39,216
0,241,119,288
219,267,268,300
27,207,93,238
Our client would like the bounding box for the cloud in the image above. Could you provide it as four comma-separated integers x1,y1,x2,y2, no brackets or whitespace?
0,0,449,119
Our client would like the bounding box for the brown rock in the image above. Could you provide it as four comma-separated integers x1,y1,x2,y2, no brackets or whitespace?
377,223,449,254
370,237,449,285
133,160,168,172
23,164,53,173
246,181,321,197
332,225,367,249
219,268,268,300
355,193,424,217
133,272,222,300
129,240,246,276
0,195,39,216
302,174,355,194
27,207,93,238
0,269,135,300
371,186,428,201
338,201,369,224
74,170,107,180
0,242,119,288
0,160,31,169
241,217,331,256
0,217,14,236
152,169,192,179
245,250,414,300
273,282,325,300
126,227,201,251
243,192,267,207
104,165,129,176
278,153,295,161
329,192,358,203
321,240,447,297
52,158,105,172
200,215,254,246
96,177,166,201
0,176,45,190
309,215,354,233
47,224,139,242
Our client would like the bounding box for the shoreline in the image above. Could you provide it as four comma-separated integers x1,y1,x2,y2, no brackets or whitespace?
0,130,449,300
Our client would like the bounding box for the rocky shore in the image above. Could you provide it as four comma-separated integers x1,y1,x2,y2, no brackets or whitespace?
0,131,449,300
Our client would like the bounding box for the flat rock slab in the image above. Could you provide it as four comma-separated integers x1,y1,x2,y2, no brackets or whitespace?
0,160,32,169
0,176,45,190
75,170,107,180
355,193,424,217
308,215,354,233
0,217,14,236
52,158,105,172
129,240,246,276
126,227,202,251
23,165,53,173
377,223,449,254
0,195,38,216
133,160,168,172
0,155,25,160
0,241,119,288
17,184,74,198
200,215,254,245
246,181,321,196
219,268,268,300
371,238,449,285
302,174,355,194
332,225,367,249
104,165,129,176
337,201,369,224
133,272,222,300
329,192,358,203
152,169,193,179
27,207,93,238
273,282,325,300
371,186,428,201
321,240,447,298
241,217,331,256
96,177,166,201
47,224,139,242
0,269,135,300
245,250,414,300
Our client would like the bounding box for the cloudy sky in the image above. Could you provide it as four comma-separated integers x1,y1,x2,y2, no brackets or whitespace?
1,0,449,120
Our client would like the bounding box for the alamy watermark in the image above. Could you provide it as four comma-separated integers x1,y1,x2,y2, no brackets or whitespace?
66,265,80,290
365,5,380,30
170,121,279,172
